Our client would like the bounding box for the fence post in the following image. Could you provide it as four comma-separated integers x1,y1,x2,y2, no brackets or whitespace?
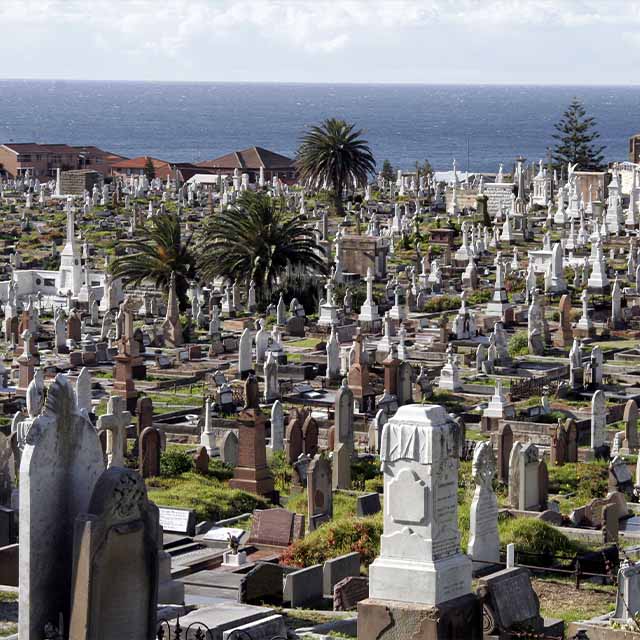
506,543,515,569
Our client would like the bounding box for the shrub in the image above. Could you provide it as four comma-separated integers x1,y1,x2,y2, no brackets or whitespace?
423,295,461,313
160,449,193,477
508,331,529,357
499,518,583,566
364,477,383,493
269,450,292,492
351,458,381,491
281,514,382,569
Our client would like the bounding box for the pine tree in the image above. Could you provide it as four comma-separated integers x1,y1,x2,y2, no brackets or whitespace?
381,159,395,182
144,157,156,181
551,98,605,171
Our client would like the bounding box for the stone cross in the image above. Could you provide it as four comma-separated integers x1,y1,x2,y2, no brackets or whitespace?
97,395,132,468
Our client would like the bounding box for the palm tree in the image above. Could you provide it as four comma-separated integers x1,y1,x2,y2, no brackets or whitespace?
296,118,376,214
197,191,326,303
110,212,195,310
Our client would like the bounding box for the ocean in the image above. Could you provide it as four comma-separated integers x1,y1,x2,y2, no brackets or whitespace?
0,80,638,172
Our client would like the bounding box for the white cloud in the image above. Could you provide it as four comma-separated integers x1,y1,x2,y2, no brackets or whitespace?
0,0,639,81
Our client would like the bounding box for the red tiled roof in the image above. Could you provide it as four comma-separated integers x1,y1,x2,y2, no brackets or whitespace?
110,156,170,169
198,146,294,170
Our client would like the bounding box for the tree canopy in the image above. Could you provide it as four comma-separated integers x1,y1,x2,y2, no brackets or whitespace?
551,98,605,171
197,191,326,302
296,118,375,214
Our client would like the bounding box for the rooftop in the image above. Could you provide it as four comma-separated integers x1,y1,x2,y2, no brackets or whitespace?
198,146,294,171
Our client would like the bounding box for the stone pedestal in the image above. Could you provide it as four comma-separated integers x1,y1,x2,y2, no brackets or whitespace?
357,595,482,640
112,353,139,413
229,409,275,500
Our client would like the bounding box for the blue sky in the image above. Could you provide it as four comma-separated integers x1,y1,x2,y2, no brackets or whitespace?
3,0,640,84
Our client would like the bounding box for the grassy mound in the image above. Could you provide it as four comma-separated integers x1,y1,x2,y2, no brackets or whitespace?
281,513,382,569
499,518,584,566
147,472,268,522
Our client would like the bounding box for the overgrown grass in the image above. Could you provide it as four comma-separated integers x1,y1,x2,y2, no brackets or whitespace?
146,472,267,522
508,331,529,357
281,513,382,569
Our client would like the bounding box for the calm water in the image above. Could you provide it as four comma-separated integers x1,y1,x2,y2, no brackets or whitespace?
0,80,638,172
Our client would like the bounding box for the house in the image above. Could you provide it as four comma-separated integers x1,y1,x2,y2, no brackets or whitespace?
197,146,296,184
109,156,172,179
0,143,126,179
630,133,640,164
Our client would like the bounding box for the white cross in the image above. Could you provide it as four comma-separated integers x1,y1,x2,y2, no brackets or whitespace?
97,395,131,468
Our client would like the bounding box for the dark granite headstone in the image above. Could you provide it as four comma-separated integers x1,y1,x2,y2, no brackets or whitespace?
247,508,305,548
356,493,381,518
333,576,369,611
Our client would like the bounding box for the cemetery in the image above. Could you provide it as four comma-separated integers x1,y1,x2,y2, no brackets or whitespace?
3,126,640,639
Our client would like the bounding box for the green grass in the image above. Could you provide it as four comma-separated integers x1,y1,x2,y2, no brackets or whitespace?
286,490,358,521
547,461,608,513
146,472,268,522
287,338,321,349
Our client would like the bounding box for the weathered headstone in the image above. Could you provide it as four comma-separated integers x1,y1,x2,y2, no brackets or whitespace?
467,441,499,569
307,454,333,532
19,374,105,639
359,404,480,640
68,467,159,640
139,427,161,478
221,430,239,467
96,394,132,468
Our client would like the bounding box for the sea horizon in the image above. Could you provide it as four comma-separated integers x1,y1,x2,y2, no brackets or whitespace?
1,79,638,172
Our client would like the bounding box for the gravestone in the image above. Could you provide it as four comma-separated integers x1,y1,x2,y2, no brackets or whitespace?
356,493,381,517
96,395,132,468
334,576,370,611
19,374,105,640
623,399,639,453
221,430,239,467
609,455,634,496
359,404,480,640
477,567,544,636
75,367,92,416
139,427,161,478
603,502,619,543
307,454,333,532
467,441,499,569
497,423,513,484
332,441,351,491
283,564,324,607
324,552,360,597
158,507,196,536
284,411,303,464
247,508,305,547
508,441,542,511
193,446,209,474
335,378,355,455
613,560,640,623
229,406,275,499
269,400,284,451
302,414,319,457
137,397,154,433
69,467,159,640
591,390,607,452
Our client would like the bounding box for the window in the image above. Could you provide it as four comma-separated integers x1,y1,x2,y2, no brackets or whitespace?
44,278,55,287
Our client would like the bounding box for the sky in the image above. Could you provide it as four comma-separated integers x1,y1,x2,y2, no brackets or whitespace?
2,0,640,84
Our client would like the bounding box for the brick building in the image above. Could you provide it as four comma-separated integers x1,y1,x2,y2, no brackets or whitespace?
0,143,125,179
